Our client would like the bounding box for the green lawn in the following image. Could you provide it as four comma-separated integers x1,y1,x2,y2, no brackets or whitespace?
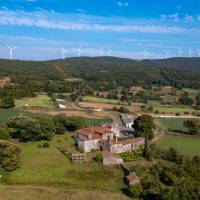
156,135,200,157
154,118,188,132
83,96,121,105
152,104,195,113
15,94,54,109
0,108,44,123
3,134,125,192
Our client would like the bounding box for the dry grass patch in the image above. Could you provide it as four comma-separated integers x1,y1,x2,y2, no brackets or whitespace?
0,185,130,200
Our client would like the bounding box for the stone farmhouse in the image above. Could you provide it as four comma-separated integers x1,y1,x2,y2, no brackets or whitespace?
75,123,144,153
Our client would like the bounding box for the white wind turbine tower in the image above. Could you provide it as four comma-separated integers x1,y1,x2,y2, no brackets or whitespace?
178,48,182,57
77,46,82,57
99,48,103,57
61,47,68,59
189,48,192,58
143,48,149,59
107,48,113,57
197,49,200,57
7,45,17,60
163,50,170,58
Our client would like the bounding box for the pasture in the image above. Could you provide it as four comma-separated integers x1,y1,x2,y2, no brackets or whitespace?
3,134,126,192
156,135,200,157
0,185,130,200
0,108,44,123
154,117,188,132
15,94,54,109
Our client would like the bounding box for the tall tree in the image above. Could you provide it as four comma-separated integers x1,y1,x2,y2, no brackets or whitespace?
133,114,155,159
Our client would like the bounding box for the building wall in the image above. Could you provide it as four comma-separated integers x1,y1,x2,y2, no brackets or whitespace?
83,139,99,153
103,157,123,165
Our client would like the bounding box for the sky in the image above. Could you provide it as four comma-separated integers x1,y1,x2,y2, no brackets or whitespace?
0,0,200,60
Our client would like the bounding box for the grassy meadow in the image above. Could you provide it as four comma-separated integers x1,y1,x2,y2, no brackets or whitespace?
15,94,54,109
154,117,188,132
3,134,126,192
156,135,200,157
0,185,130,200
0,108,45,123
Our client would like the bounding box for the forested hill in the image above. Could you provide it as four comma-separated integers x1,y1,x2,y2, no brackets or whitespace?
1,57,200,88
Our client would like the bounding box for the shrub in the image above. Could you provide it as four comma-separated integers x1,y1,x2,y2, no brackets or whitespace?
94,153,103,163
129,183,143,198
42,142,50,148
0,140,22,171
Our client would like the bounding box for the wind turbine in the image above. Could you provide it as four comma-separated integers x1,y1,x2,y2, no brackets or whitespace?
197,49,200,57
7,45,17,60
178,48,182,57
99,48,103,57
163,50,170,58
77,46,82,57
189,48,192,58
107,48,113,57
143,48,149,59
60,47,68,59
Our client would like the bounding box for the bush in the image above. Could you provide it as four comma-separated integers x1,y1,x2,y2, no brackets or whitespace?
0,126,9,140
129,183,143,198
0,96,15,109
42,142,50,148
0,140,22,171
94,153,103,163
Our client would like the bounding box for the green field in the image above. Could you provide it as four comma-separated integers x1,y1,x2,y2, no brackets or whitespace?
15,94,54,109
154,118,188,132
3,134,126,192
156,135,200,157
152,104,195,113
83,96,121,105
0,108,44,123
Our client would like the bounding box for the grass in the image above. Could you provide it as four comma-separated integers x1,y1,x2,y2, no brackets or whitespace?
15,94,54,109
156,135,200,157
0,108,44,123
0,185,130,200
3,134,126,192
154,118,188,132
152,104,195,113
83,96,121,105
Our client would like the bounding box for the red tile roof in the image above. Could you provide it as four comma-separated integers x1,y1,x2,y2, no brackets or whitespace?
126,173,140,182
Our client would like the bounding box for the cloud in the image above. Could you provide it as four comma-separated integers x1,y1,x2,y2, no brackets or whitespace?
117,2,129,7
0,9,187,34
168,13,180,22
184,15,194,23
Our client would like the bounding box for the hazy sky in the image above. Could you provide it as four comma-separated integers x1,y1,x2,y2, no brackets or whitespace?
0,0,200,60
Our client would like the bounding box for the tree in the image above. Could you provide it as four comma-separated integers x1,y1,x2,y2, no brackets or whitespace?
179,92,193,105
133,115,155,140
133,115,155,159
0,140,22,171
195,93,200,109
7,116,54,142
36,117,55,140
0,96,15,108
184,119,200,135
0,125,9,140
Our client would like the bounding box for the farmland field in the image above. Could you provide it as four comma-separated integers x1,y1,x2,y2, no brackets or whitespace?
15,94,54,109
156,135,200,157
154,118,188,132
0,108,44,123
3,134,126,192
0,185,130,200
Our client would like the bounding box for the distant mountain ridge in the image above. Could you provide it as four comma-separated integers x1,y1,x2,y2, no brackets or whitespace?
1,56,200,88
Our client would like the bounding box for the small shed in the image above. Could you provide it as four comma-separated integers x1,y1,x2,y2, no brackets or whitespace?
102,151,123,166
126,173,140,186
